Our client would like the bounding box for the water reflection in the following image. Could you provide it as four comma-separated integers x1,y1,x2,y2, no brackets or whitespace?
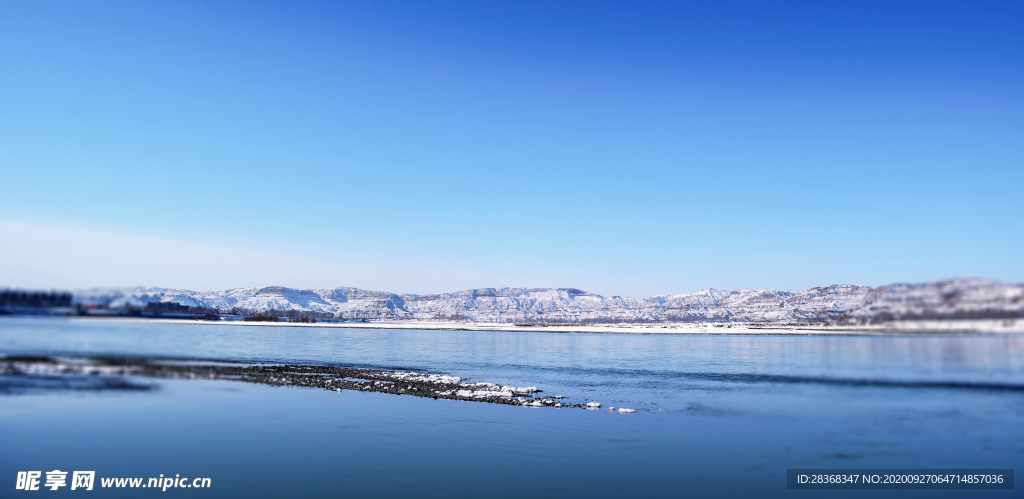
2,318,1023,498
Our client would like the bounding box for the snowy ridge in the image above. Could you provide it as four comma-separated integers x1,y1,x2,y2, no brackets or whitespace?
71,278,1024,323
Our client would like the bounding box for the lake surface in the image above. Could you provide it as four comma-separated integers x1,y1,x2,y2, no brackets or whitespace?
2,317,1023,497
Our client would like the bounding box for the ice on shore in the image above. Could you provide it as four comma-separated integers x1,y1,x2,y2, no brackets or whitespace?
378,371,539,400
383,371,463,385
449,381,538,399
456,388,513,398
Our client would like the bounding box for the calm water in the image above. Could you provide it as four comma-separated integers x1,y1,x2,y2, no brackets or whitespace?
2,317,1023,497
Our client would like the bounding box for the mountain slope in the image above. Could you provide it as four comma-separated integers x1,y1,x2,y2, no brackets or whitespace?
70,278,1024,323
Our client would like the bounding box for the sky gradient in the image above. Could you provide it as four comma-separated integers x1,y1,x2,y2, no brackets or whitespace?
2,0,1022,297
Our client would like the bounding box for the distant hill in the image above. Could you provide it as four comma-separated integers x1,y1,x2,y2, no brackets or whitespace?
68,278,1024,324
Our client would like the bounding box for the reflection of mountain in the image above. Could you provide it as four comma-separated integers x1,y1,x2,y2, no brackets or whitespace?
72,278,1024,323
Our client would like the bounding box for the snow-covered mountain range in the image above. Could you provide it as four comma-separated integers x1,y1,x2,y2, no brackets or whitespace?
71,278,1024,323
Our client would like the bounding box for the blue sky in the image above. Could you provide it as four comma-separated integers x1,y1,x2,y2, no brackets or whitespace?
1,0,1022,296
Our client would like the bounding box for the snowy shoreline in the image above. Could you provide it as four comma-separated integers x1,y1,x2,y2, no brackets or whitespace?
27,316,1024,335
0,356,591,409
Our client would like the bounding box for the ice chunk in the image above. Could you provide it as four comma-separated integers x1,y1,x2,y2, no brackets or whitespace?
618,408,636,413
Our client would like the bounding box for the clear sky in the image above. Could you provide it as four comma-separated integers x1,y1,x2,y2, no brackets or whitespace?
1,0,1022,297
